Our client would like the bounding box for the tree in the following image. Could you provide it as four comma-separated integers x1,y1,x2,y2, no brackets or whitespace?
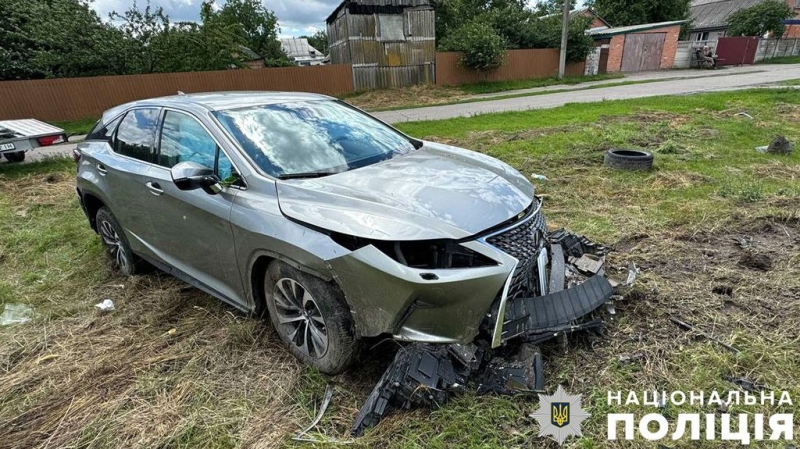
301,30,329,56
533,0,576,17
0,0,131,80
727,0,793,37
201,0,292,67
439,21,507,71
590,0,690,27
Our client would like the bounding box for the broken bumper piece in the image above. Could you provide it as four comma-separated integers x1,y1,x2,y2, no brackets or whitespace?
351,230,620,436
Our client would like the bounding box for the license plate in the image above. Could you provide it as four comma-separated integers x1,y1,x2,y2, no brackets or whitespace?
0,143,15,151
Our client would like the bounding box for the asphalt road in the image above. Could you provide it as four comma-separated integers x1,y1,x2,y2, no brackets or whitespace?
3,64,799,166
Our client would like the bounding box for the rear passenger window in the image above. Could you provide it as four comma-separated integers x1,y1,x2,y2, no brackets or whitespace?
114,109,160,163
87,116,121,142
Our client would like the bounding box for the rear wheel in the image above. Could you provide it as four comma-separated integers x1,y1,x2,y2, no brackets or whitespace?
96,207,143,276
3,151,25,163
264,261,359,374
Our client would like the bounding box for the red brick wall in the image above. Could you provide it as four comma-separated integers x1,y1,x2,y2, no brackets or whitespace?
785,25,800,38
605,24,682,73
787,0,800,18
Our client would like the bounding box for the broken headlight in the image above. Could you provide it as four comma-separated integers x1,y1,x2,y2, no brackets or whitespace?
331,234,497,269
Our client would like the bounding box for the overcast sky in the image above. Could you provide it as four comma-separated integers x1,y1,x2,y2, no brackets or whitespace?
89,0,563,38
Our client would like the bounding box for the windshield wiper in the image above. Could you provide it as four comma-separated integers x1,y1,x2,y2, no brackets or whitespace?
277,171,338,180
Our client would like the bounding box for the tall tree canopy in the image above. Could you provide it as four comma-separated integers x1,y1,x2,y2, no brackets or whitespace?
0,0,130,80
588,0,691,27
726,0,793,37
0,0,291,81
201,0,292,66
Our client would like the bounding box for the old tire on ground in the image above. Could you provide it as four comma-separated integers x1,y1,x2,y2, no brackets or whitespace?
264,261,358,374
95,207,143,276
3,151,25,163
604,149,653,171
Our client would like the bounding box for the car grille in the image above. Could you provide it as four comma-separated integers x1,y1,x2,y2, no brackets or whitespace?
486,208,547,261
487,206,548,299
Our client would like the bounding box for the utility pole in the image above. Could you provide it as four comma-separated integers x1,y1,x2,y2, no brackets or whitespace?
558,0,570,79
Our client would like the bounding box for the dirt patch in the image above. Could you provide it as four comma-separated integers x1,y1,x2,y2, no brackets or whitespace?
345,85,467,111
738,252,773,271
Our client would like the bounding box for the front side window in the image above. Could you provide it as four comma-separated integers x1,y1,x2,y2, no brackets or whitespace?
114,108,160,163
159,111,237,182
213,100,417,179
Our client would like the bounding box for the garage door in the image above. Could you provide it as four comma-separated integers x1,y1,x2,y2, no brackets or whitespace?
621,33,666,72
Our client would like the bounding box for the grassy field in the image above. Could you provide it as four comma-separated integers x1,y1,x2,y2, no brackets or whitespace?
2,88,799,448
760,55,800,65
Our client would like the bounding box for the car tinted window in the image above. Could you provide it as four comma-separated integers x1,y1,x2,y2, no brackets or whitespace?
114,109,160,163
158,111,238,183
87,116,121,142
212,100,416,179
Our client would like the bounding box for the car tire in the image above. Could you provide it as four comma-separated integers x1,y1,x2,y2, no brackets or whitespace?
95,207,143,276
4,151,25,163
604,149,653,171
264,261,359,374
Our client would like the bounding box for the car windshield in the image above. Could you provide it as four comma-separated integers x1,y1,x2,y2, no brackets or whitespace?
212,100,417,179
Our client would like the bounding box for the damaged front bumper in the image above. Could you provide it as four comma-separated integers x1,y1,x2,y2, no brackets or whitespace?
351,226,624,435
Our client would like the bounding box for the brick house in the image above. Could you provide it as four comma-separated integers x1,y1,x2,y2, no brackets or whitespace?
588,21,685,73
689,0,800,41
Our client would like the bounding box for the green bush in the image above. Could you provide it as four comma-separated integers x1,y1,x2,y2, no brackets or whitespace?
727,0,793,37
439,21,507,72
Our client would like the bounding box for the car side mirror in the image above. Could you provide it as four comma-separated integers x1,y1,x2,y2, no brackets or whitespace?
170,161,222,195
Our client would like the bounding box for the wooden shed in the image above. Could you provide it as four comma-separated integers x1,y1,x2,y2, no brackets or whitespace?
326,0,435,91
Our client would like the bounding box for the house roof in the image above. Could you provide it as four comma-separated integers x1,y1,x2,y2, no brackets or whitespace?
540,7,612,27
238,46,262,61
587,20,687,37
326,0,432,24
689,0,767,31
280,38,324,60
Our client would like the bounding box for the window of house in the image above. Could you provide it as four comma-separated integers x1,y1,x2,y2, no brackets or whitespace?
377,14,405,41
114,108,160,163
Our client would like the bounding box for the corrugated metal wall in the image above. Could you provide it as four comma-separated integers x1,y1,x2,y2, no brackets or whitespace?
436,49,586,86
0,65,355,121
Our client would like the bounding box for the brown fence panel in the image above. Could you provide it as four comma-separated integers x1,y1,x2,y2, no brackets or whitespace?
435,49,585,86
716,37,760,66
0,65,355,122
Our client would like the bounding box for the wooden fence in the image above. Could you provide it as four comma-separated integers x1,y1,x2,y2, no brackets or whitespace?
435,49,586,86
0,65,355,121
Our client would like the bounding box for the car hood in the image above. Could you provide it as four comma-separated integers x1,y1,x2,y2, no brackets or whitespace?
276,141,535,241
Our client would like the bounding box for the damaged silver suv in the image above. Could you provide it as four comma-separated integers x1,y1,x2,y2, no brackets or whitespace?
76,93,618,432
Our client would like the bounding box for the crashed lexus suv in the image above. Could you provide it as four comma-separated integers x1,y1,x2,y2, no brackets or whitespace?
76,93,621,432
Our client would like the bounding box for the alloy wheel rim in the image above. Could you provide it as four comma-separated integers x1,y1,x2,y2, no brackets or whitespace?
273,278,328,358
99,220,129,272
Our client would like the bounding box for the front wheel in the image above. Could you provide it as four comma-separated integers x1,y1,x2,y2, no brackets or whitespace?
264,261,359,374
3,151,25,163
96,207,143,276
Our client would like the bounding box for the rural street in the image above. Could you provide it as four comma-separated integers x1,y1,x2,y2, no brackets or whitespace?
5,63,800,165
374,64,800,123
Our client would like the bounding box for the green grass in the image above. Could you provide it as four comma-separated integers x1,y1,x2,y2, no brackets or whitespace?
2,89,799,448
458,73,625,95
52,117,97,136
782,78,800,86
759,55,800,64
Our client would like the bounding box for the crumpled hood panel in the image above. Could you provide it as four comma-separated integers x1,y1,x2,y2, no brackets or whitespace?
276,141,535,241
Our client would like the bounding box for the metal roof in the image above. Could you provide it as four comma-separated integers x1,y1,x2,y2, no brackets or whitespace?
279,38,324,60
689,0,767,31
587,20,687,37
326,0,432,23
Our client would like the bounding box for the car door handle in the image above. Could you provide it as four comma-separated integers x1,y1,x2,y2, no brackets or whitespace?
97,164,107,175
146,181,164,196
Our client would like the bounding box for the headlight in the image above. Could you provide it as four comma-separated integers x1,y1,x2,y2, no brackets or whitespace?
330,234,497,269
